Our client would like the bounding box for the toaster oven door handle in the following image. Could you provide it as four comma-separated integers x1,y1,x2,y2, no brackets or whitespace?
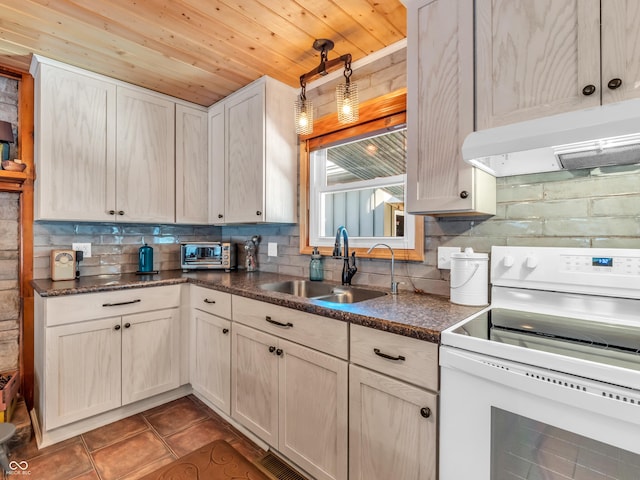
102,299,142,307
265,316,293,328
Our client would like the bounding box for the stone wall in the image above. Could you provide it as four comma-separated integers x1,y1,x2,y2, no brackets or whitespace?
0,75,20,373
0,193,20,371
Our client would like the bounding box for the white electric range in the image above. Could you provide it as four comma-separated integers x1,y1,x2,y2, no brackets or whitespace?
440,246,640,480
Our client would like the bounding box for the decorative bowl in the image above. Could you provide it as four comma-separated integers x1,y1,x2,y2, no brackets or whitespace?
1,160,26,172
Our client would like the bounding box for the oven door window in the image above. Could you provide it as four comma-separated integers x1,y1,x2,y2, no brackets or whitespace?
491,407,640,479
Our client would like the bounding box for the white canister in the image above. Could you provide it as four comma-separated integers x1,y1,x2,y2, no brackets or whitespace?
450,248,489,306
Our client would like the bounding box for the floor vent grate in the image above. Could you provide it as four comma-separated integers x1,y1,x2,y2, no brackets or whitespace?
258,451,308,480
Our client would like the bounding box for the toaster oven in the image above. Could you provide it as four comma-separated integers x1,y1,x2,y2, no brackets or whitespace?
180,242,236,271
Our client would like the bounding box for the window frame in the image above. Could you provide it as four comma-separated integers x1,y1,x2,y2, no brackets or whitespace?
299,89,424,261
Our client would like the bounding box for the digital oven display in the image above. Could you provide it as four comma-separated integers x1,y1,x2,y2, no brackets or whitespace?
592,257,613,267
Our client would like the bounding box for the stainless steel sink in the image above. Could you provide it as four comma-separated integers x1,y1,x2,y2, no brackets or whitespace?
259,280,386,304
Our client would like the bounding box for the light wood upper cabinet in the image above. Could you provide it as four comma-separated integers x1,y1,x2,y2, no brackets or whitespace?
601,0,640,105
405,0,496,215
116,87,175,223
476,0,640,129
33,62,116,221
31,56,202,224
216,76,297,224
176,104,208,224
208,102,226,223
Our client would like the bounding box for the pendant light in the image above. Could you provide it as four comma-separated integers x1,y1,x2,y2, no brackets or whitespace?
295,39,359,135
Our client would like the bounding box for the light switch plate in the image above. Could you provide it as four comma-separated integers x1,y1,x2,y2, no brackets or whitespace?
267,242,278,257
72,242,92,258
437,247,461,269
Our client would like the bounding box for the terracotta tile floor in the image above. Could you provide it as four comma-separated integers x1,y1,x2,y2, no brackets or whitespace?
6,395,267,480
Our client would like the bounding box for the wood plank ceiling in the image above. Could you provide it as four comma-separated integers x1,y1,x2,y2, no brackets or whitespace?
0,0,407,106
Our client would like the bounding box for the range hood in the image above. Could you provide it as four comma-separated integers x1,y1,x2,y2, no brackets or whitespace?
462,98,640,177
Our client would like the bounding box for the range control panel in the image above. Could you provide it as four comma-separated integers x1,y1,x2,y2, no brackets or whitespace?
491,246,640,298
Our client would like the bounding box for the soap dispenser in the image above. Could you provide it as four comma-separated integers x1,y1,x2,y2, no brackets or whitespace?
309,247,323,281
138,244,154,273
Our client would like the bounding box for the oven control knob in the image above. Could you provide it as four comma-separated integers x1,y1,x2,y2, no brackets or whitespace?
526,256,539,269
503,255,515,268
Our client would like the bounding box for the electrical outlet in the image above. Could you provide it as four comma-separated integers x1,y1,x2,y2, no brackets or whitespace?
437,247,461,269
72,243,92,258
268,242,278,257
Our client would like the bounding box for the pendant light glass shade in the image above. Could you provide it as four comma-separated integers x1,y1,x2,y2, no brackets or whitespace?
336,81,359,124
295,95,314,135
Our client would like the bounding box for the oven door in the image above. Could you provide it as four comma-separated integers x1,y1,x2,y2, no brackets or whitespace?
440,347,640,480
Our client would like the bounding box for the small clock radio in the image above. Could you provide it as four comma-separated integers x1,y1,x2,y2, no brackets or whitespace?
50,250,76,281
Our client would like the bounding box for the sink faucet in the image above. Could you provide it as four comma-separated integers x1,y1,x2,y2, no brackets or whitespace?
367,243,398,295
332,226,357,285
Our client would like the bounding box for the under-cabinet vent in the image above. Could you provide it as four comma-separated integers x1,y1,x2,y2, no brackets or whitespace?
258,451,308,480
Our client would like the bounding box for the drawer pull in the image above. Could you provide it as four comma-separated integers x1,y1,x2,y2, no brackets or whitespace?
102,299,141,307
203,299,216,304
114,324,121,331
373,348,406,362
420,407,431,418
276,348,283,356
124,322,131,328
222,328,229,335
265,316,293,328
269,346,276,353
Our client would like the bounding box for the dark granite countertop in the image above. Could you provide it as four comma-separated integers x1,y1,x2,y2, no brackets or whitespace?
31,270,485,343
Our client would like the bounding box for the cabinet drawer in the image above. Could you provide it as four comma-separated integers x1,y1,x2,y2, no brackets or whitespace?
232,296,348,360
44,285,181,326
191,285,232,319
350,324,438,391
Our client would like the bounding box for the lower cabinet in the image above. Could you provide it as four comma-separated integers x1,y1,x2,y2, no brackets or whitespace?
231,322,348,480
45,307,180,429
349,364,438,480
35,285,183,438
190,308,231,414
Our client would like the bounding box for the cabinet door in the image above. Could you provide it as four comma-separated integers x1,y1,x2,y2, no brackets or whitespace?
225,84,265,223
121,308,180,405
349,365,437,480
116,87,175,223
278,339,348,480
231,323,278,446
601,0,640,104
208,102,226,223
476,0,601,129
35,63,116,221
406,0,495,215
45,317,121,429
176,104,208,224
190,309,231,414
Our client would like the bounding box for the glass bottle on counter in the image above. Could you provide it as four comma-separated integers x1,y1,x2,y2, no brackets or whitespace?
309,247,324,281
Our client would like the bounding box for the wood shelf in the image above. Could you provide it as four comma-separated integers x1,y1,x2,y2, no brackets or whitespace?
0,170,28,185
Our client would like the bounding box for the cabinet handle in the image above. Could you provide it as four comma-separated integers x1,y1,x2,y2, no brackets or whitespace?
265,316,293,328
118,210,125,216
124,322,131,328
582,84,596,96
256,210,262,216
222,328,229,334
102,299,141,307
203,299,216,304
459,190,469,199
607,78,622,90
108,210,116,215
218,214,223,219
276,348,283,356
269,346,276,353
373,348,406,362
420,407,431,418
114,324,121,331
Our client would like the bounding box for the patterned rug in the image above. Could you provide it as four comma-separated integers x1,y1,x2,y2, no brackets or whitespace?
140,439,272,480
